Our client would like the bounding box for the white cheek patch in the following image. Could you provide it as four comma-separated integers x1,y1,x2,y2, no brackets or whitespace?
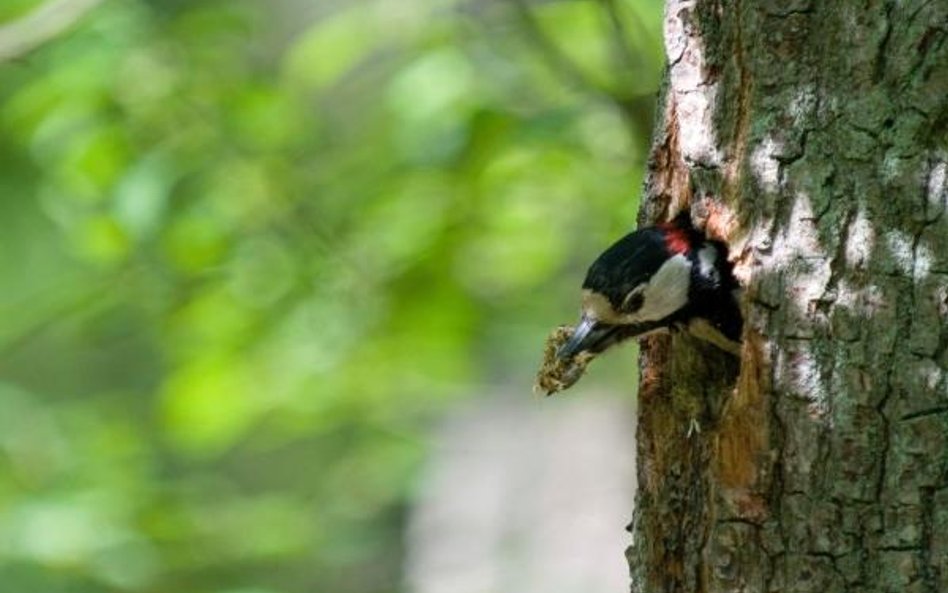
630,254,692,322
697,244,720,284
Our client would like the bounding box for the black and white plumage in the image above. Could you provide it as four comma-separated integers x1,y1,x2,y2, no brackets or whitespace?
557,213,742,360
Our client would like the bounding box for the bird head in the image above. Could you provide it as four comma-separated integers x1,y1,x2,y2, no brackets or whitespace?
557,216,700,360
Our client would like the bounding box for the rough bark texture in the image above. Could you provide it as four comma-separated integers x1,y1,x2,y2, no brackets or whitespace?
627,1,948,592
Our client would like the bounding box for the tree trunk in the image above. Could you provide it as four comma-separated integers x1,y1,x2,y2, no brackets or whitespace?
627,1,948,592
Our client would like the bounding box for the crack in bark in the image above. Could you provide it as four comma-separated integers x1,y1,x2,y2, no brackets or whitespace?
873,337,895,503
765,341,790,592
722,0,752,205
878,544,925,552
901,25,948,95
873,1,895,84
816,207,857,317
919,487,936,593
900,406,948,421
805,550,849,587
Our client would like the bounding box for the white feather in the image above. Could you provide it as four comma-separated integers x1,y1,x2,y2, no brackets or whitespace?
634,254,692,322
697,244,720,284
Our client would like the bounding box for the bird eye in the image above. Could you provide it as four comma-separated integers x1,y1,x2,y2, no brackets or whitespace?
622,290,645,313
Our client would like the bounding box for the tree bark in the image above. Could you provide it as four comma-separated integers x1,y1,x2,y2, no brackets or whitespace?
627,2,948,592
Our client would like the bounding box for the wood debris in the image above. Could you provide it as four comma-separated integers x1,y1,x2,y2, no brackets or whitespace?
534,325,596,396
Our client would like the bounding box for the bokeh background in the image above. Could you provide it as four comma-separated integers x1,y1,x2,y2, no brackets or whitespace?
0,1,664,591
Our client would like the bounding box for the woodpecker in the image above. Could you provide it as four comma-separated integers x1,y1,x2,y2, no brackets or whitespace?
557,212,742,361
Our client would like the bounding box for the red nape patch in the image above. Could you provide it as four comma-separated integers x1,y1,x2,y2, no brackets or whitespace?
659,224,691,254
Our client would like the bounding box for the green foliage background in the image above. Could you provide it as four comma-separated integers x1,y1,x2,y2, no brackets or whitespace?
0,0,664,591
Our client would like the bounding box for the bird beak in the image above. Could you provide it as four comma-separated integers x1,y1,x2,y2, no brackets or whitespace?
556,315,666,360
556,316,611,360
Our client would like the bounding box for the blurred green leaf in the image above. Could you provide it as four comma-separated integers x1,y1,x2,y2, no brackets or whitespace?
533,0,613,89
113,152,174,240
161,354,256,454
0,0,662,591
386,48,477,162
283,6,376,90
0,0,43,24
